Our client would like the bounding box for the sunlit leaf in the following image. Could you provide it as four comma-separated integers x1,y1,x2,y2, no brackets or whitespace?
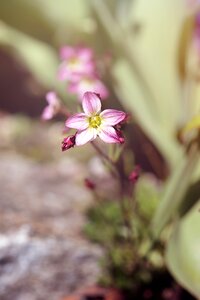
166,203,200,298
151,146,199,238
179,179,200,217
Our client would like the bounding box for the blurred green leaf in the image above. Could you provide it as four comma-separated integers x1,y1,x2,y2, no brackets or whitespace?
135,174,161,220
151,146,199,238
0,22,62,91
179,179,200,217
113,60,183,168
91,0,188,168
166,203,200,298
0,0,90,44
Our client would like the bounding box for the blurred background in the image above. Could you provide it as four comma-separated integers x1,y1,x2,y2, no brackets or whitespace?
0,0,200,299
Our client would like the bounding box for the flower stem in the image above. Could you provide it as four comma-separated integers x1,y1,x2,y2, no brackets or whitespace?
90,141,119,178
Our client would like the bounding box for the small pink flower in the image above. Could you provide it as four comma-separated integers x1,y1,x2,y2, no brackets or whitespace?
41,91,60,120
58,46,95,82
62,135,76,151
65,92,126,146
68,74,109,101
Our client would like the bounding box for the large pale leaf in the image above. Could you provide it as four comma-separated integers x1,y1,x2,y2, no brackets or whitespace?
0,0,89,43
179,179,200,217
126,0,187,131
91,0,187,168
151,146,199,238
166,203,200,298
113,60,183,168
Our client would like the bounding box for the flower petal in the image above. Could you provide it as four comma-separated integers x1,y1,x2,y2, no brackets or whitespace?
46,91,58,105
98,126,122,144
78,48,93,61
59,46,74,60
42,106,54,120
82,92,101,116
65,113,88,130
75,128,97,146
100,109,126,126
57,63,69,81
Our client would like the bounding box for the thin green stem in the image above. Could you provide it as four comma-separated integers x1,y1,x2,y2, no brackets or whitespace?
90,141,119,178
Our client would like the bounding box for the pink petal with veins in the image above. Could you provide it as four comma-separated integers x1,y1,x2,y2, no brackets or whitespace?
65,113,88,130
100,109,126,126
75,128,97,146
82,92,101,116
98,126,122,144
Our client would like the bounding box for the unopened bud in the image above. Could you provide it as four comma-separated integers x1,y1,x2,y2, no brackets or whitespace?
116,129,125,144
129,165,141,183
62,135,76,151
84,178,96,190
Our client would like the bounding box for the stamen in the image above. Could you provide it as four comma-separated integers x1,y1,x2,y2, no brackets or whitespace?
89,115,102,128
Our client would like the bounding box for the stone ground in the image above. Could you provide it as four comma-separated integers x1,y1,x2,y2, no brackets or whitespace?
0,116,111,300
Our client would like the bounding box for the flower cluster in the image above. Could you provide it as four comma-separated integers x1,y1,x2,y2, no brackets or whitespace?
57,46,109,101
62,91,126,150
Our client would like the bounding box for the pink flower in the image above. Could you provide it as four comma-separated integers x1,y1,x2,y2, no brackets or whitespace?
68,74,109,101
62,135,76,151
41,91,60,120
57,46,95,82
65,92,126,146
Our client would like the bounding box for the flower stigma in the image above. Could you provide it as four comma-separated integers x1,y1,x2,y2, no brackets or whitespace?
88,115,102,128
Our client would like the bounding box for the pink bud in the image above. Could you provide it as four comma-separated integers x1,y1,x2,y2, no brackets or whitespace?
62,135,76,151
129,165,141,183
115,128,125,144
84,178,96,190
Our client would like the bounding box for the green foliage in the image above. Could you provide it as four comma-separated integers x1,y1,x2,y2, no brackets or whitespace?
136,175,161,220
84,201,124,245
151,146,200,239
166,203,200,298
179,179,200,217
84,192,162,291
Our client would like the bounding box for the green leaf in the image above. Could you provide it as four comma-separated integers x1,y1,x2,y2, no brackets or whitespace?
113,60,183,168
179,179,200,217
0,0,89,42
0,22,61,90
135,174,161,220
166,203,200,298
151,146,200,239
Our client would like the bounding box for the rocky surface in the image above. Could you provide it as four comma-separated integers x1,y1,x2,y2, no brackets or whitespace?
0,150,102,300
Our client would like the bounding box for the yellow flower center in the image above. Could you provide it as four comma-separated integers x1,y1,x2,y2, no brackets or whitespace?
68,57,79,67
88,115,102,128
